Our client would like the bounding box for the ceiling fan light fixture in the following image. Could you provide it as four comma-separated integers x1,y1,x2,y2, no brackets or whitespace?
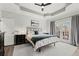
34,3,52,11
41,6,44,11
41,6,44,9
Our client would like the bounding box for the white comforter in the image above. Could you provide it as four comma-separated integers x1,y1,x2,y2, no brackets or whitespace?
34,37,60,51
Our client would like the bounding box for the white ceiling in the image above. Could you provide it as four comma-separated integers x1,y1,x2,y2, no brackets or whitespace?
0,3,67,19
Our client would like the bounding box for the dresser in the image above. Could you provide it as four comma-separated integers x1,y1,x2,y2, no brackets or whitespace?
0,32,4,56
14,34,27,45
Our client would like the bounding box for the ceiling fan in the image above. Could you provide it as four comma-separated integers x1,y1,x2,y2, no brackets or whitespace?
35,3,52,11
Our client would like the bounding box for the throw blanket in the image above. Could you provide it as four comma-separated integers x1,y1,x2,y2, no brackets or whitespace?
34,37,60,51
26,33,35,47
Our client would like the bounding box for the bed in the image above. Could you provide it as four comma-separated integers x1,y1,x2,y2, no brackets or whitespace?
26,33,59,52
26,27,57,50
26,27,55,44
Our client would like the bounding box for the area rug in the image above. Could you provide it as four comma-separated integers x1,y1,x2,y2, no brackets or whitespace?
13,42,77,56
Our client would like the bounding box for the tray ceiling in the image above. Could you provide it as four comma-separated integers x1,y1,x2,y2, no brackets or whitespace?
15,3,71,16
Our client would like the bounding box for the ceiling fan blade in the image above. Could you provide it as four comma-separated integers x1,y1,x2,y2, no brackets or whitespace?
35,3,41,6
41,3,45,6
44,3,51,6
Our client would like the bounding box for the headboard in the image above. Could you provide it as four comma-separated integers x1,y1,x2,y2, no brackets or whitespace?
26,27,40,35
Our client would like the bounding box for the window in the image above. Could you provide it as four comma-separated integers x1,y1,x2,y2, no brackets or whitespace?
55,17,71,43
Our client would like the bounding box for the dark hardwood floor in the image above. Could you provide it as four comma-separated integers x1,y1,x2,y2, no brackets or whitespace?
4,46,14,56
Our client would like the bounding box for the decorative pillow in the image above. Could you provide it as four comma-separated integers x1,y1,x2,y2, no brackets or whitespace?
34,31,38,35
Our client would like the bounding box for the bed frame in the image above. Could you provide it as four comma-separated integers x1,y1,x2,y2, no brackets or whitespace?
36,42,56,52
